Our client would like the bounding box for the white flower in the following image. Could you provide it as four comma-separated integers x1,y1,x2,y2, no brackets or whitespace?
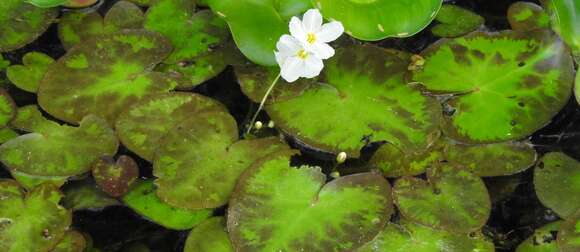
274,35,323,82
289,9,344,60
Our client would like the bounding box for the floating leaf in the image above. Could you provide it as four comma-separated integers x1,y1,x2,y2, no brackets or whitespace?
444,140,537,176
314,0,442,40
208,0,311,65
0,0,58,52
0,88,16,128
516,221,562,252
62,180,119,211
228,151,392,251
92,155,139,197
534,152,580,218
154,109,292,209
122,180,212,230
431,4,484,38
52,230,87,252
0,180,71,252
115,92,225,161
11,105,59,133
558,211,580,252
39,30,176,124
0,112,118,177
412,30,574,143
541,0,580,54
393,165,491,233
10,170,67,190
266,45,441,157
184,217,234,252
26,0,67,8
369,142,443,177
0,127,18,144
7,52,54,93
359,221,494,252
508,2,551,31
0,54,10,70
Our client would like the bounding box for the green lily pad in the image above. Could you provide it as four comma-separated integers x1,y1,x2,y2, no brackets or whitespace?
444,140,537,177
267,45,442,157
208,0,311,65
10,170,68,190
62,180,119,211
0,88,16,128
0,180,72,252
184,217,234,252
431,4,484,38
11,105,59,133
358,221,494,252
0,112,118,177
7,52,54,93
558,211,580,252
228,151,392,252
508,2,551,31
412,30,575,143
25,0,67,8
0,54,10,70
122,179,212,230
0,0,58,52
0,127,18,144
58,1,145,50
39,30,176,124
534,152,580,218
314,0,442,41
115,92,225,161
369,142,443,177
541,0,580,55
92,155,139,197
154,110,292,209
393,165,491,233
516,221,562,252
52,230,86,252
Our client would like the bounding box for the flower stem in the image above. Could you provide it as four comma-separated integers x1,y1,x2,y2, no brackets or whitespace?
245,72,281,136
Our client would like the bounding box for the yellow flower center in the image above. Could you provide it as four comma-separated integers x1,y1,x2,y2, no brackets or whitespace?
306,33,316,44
296,49,309,59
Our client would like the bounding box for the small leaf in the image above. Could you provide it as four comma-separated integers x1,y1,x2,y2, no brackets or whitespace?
431,4,484,38
51,230,87,252
10,170,68,190
507,2,551,31
534,152,580,218
558,211,580,252
184,217,234,252
62,180,119,211
0,88,16,128
515,221,562,252
7,52,54,93
92,155,139,197
369,142,443,177
0,0,58,52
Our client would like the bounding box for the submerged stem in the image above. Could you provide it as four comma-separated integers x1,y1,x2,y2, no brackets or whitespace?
245,72,281,136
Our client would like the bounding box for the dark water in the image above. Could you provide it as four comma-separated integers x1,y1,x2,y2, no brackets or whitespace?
1,0,578,251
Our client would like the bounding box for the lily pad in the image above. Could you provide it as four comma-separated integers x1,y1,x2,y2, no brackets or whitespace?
541,0,580,55
369,142,443,177
0,0,58,52
10,170,68,190
0,180,72,252
121,179,212,230
0,127,18,144
208,0,311,65
412,30,575,143
314,0,442,40
115,92,225,161
0,88,16,128
558,211,580,252
431,4,484,38
534,152,580,218
508,2,551,31
11,105,59,133
266,45,442,157
0,112,118,177
7,52,54,93
38,30,176,124
62,180,119,211
52,230,87,252
358,221,494,252
92,155,139,197
228,151,392,252
154,110,293,209
516,221,562,252
184,217,234,252
393,165,491,233
443,140,537,176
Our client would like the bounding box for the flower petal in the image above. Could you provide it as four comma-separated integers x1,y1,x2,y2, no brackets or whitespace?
289,17,307,44
302,55,324,78
274,52,288,67
316,21,344,43
276,34,301,54
281,56,303,82
310,42,335,60
302,9,323,33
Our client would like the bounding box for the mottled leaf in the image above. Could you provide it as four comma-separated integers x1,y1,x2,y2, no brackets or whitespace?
184,217,234,252
508,2,551,31
7,52,54,93
51,230,86,252
0,88,16,128
92,155,139,197
369,142,443,177
432,4,484,38
62,180,119,211
534,152,580,218
558,211,580,252
10,170,67,190
516,221,561,252
0,0,57,52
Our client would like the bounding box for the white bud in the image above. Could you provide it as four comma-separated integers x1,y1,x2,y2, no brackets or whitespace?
254,121,263,130
267,120,275,128
330,171,340,178
336,152,347,164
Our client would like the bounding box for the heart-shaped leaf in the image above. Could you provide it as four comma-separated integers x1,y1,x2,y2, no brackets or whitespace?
92,155,139,197
558,211,580,252
62,180,119,211
184,217,233,252
0,180,72,252
266,45,442,157
7,52,54,93
516,221,562,252
0,0,57,52
508,2,551,31
122,179,212,230
358,221,494,252
115,92,226,161
228,151,392,251
412,30,575,143
393,165,491,233
431,4,484,38
314,0,442,41
541,0,580,56
52,230,86,252
38,30,176,124
534,152,580,218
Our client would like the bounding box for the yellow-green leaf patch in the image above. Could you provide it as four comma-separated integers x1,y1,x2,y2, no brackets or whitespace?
534,152,580,218
516,221,561,252
431,4,484,38
7,52,54,93
0,88,16,128
558,211,580,252
51,230,87,252
184,217,234,252
508,2,551,31
369,142,443,177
